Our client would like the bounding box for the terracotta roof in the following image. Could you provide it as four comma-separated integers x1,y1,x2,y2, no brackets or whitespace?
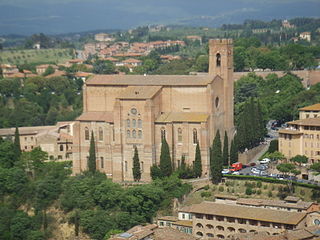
45,70,67,78
214,194,238,200
68,59,83,63
153,227,196,240
77,111,114,122
155,112,209,123
86,74,217,86
278,129,303,135
117,86,162,99
75,72,91,77
171,220,193,227
189,201,307,225
157,216,178,222
236,198,314,210
0,126,56,136
299,103,320,111
122,58,142,64
288,118,320,127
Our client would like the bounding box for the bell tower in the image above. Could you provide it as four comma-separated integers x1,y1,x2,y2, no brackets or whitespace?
209,39,234,139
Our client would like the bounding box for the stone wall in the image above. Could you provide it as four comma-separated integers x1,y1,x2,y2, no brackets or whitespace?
238,144,266,164
233,70,320,88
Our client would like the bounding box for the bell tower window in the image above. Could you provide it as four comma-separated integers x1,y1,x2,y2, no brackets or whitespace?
216,53,221,67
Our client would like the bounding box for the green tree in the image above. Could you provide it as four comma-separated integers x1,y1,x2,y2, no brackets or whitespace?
229,138,238,164
222,131,229,166
268,139,278,153
150,165,162,180
88,131,96,173
0,139,16,168
193,142,202,178
42,66,55,76
159,138,172,177
132,146,141,182
290,155,308,167
13,127,22,161
310,162,320,174
211,130,223,184
21,147,47,179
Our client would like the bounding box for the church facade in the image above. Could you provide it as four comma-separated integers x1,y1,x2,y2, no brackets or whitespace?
72,39,235,182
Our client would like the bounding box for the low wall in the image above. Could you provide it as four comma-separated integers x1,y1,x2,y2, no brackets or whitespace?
238,144,266,164
233,70,320,88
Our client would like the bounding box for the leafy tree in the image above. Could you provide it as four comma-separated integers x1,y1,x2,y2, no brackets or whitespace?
150,165,162,180
159,138,172,177
268,139,278,153
310,162,320,174
42,66,55,76
132,146,141,182
22,147,47,179
193,142,202,178
211,130,223,184
290,155,308,166
222,131,229,166
0,139,16,168
264,151,285,161
276,163,296,176
88,131,96,173
13,127,21,160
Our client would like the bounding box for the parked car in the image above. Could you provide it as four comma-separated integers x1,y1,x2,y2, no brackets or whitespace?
249,162,256,167
256,165,268,171
251,168,260,174
221,169,231,174
259,158,271,164
232,171,240,175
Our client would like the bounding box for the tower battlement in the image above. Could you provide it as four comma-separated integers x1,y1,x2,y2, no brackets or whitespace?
209,39,233,45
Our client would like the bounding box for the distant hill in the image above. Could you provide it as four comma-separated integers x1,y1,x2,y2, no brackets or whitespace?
0,0,319,35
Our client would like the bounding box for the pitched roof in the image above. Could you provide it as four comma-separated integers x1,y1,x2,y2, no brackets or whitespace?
157,216,178,222
86,74,217,86
117,86,162,99
153,227,196,240
0,126,56,136
188,201,307,225
122,58,142,63
299,103,320,111
288,118,320,127
236,198,314,210
171,220,193,227
77,111,114,122
278,129,303,135
155,112,209,123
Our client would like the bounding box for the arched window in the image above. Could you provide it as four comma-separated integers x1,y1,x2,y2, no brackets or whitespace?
196,223,203,228
161,128,166,140
98,127,103,141
196,232,203,237
100,157,104,168
207,233,214,238
216,234,225,239
127,130,131,138
178,128,182,142
85,127,89,140
141,161,144,172
132,119,136,128
132,130,136,138
127,119,130,128
206,224,214,229
216,53,221,67
125,161,128,172
60,145,64,151
217,226,224,231
193,129,198,144
138,130,142,139
138,119,142,128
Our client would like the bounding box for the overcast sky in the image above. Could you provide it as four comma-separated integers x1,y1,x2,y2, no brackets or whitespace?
0,0,319,35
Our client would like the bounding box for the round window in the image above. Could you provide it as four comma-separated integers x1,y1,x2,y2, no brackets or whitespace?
215,97,219,108
131,108,137,115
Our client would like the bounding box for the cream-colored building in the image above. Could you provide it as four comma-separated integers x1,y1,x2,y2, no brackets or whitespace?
72,39,235,182
0,122,75,161
279,103,320,164
187,201,319,239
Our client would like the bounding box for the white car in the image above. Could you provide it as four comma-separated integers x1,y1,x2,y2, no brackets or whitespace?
259,158,271,164
232,171,240,175
221,169,230,174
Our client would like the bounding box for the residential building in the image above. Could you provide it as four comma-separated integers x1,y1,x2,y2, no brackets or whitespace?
279,103,320,163
36,64,58,75
0,122,75,161
1,64,19,78
188,201,319,239
282,20,295,29
95,33,115,42
72,39,235,182
300,32,312,42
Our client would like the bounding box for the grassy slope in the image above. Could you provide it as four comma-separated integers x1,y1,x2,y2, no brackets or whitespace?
0,48,73,65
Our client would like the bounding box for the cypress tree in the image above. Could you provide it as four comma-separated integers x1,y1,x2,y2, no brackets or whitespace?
222,131,229,166
13,126,21,160
88,131,96,173
159,138,172,177
193,142,202,178
210,130,223,184
230,139,238,164
132,146,141,181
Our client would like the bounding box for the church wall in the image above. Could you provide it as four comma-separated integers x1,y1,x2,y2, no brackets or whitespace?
160,86,208,113
86,86,127,112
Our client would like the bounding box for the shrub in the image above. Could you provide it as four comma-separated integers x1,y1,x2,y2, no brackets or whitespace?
231,188,235,193
268,191,273,197
257,189,262,195
203,185,209,190
245,187,253,195
263,185,268,189
218,186,224,192
252,189,256,194
201,191,212,198
257,181,262,188
300,189,305,196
